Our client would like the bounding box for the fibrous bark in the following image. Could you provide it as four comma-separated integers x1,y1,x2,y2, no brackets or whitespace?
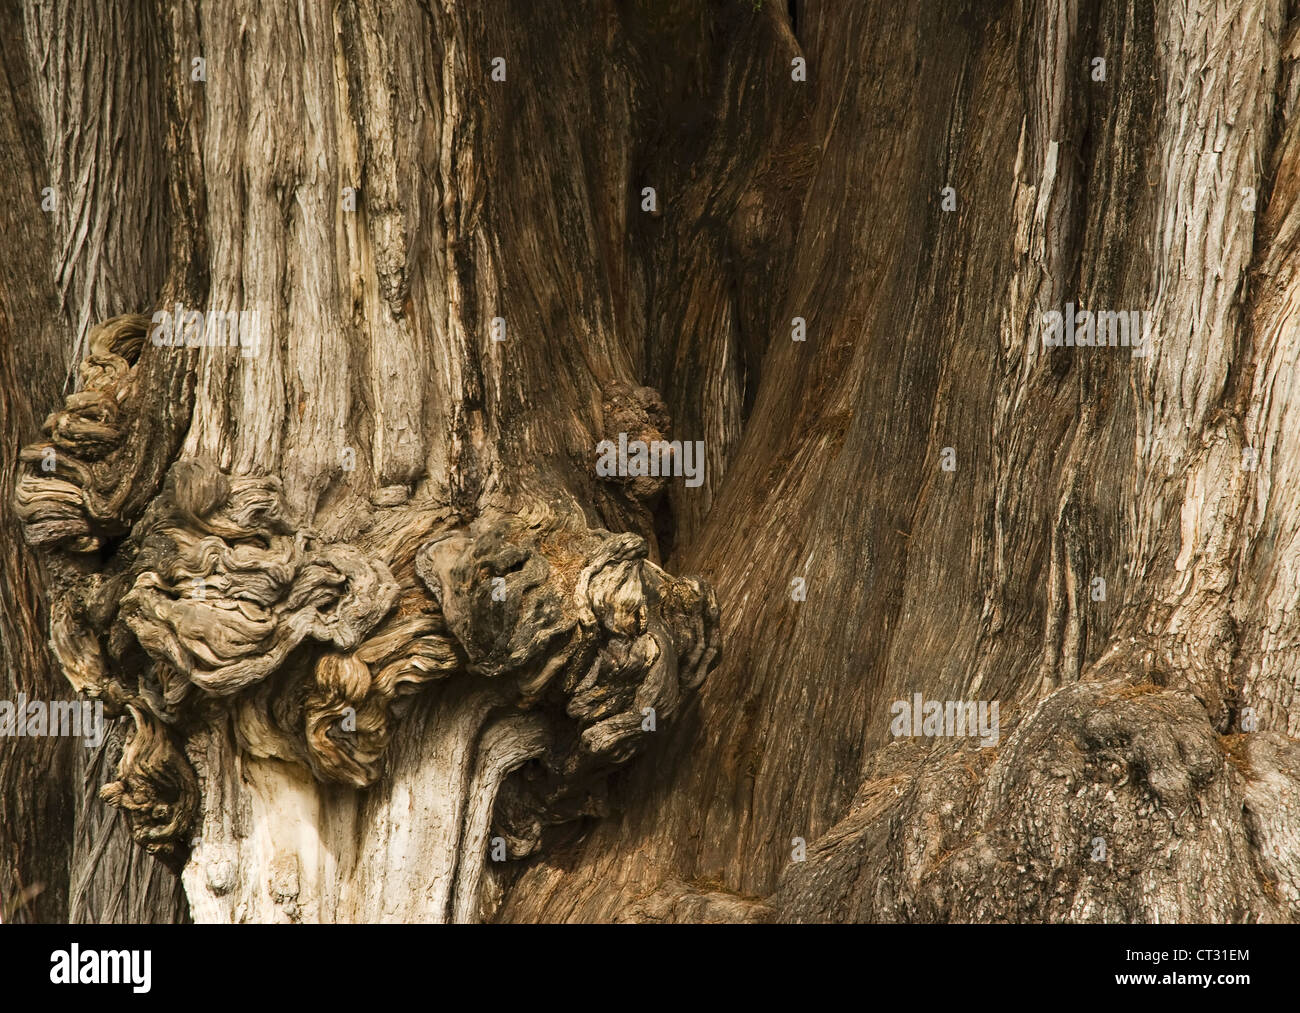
14,321,719,920
6,0,1300,926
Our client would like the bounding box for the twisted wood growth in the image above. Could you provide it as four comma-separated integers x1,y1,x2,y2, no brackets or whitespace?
7,0,1300,928
13,321,718,919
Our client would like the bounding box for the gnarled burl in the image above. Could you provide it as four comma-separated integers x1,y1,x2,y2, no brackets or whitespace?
14,315,720,922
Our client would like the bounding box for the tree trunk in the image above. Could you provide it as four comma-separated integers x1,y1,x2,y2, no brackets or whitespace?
4,0,1300,924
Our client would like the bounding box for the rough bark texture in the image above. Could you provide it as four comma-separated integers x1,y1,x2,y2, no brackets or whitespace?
3,0,1300,924
0,0,71,924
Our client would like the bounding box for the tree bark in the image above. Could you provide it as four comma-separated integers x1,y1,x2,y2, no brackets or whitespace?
4,0,1300,924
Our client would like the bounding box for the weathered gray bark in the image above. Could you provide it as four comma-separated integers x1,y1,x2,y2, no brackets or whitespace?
3,0,1299,924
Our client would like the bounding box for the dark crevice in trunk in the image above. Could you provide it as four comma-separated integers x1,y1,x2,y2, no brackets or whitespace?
652,489,677,566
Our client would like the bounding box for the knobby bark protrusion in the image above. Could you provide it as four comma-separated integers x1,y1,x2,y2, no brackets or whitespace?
13,316,720,920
